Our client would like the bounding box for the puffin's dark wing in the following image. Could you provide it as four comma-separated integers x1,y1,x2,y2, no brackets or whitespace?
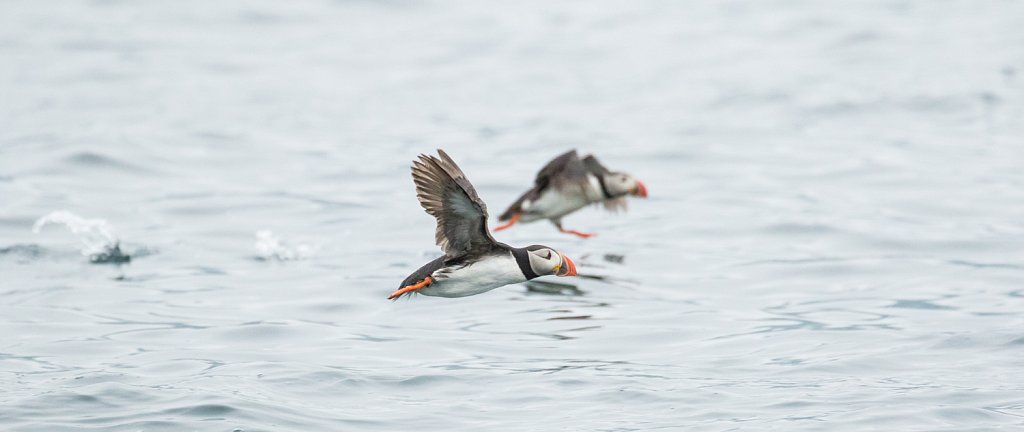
534,150,582,186
412,150,497,257
581,154,611,175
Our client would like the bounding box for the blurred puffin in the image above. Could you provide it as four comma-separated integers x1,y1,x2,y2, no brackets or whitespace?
495,150,648,238
389,150,578,300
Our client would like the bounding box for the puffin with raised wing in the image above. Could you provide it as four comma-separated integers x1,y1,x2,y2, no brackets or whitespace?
389,150,578,300
494,150,648,238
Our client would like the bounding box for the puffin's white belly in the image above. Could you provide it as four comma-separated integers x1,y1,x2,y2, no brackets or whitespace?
419,253,527,298
521,188,590,222
520,175,604,222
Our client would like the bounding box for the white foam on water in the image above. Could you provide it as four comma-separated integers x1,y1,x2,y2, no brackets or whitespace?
32,210,120,257
254,230,316,261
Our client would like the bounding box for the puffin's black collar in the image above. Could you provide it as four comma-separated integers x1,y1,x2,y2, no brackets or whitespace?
511,248,539,280
595,174,614,199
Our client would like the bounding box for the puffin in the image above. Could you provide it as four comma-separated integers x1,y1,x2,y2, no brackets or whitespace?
494,150,648,238
388,150,578,300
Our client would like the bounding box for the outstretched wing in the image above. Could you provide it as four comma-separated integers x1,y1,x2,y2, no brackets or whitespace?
411,150,497,257
532,149,589,188
581,154,610,176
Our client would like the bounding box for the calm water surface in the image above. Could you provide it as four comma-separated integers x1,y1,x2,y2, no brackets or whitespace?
2,1,1024,431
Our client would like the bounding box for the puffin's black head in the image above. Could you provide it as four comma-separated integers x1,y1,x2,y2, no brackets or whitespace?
523,245,577,277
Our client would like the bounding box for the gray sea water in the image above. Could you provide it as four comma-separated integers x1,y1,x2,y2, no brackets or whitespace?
2,1,1024,431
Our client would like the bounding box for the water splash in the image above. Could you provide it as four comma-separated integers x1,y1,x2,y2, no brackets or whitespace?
255,230,315,261
32,211,131,264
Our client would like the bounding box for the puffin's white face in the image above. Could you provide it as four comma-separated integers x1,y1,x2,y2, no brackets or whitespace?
527,246,577,277
602,172,649,198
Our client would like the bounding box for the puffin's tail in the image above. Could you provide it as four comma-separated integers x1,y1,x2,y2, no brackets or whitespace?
498,191,531,221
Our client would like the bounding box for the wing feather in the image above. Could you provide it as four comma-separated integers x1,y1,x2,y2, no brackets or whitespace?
411,150,496,257
581,154,611,175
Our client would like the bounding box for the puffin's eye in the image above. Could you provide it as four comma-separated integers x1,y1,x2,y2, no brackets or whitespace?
542,250,552,260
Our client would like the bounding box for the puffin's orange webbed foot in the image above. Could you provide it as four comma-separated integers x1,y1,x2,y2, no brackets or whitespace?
560,229,596,239
388,277,433,300
494,213,521,232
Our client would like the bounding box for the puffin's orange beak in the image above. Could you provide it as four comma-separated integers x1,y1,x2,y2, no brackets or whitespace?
633,181,648,198
556,255,577,277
